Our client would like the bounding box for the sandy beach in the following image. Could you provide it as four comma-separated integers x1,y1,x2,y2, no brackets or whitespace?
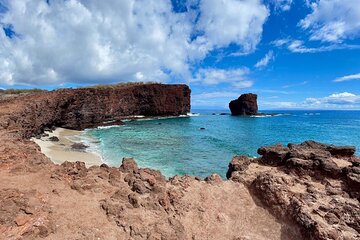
32,128,103,167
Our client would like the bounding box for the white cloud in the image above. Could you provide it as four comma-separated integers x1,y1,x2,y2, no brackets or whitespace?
251,88,292,94
272,0,293,11
193,68,253,88
262,92,360,109
261,101,299,109
192,91,240,108
305,92,360,105
334,73,360,82
273,38,360,53
232,81,254,89
192,91,240,99
255,50,274,68
196,0,269,53
282,81,308,88
300,0,360,42
0,0,269,86
287,40,332,53
271,38,290,47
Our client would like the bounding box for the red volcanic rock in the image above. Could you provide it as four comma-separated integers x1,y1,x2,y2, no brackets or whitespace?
226,156,256,179
229,93,258,116
258,144,289,166
120,157,139,173
0,83,191,138
204,173,223,184
228,140,360,240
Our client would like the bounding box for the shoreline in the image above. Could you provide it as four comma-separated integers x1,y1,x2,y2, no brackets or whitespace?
32,128,103,167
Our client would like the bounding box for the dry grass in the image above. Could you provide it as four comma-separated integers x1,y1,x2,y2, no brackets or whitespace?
0,88,46,95
0,82,161,95
84,82,159,89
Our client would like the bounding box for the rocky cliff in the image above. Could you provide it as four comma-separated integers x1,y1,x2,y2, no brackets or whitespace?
0,85,359,240
229,93,258,116
0,83,191,138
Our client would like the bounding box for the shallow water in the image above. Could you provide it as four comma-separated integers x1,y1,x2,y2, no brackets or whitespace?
84,110,360,178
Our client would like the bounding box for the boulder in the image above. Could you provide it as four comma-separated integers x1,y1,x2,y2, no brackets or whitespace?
120,157,138,173
229,93,258,116
71,143,89,151
48,136,59,142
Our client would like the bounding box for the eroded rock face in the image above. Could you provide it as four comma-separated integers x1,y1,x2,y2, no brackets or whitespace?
0,83,191,139
228,140,360,240
229,93,258,116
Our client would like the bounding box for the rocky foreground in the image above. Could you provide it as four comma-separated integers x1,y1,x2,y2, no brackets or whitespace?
228,141,360,239
0,84,359,239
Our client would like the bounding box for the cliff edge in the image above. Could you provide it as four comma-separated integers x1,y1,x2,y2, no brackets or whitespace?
0,83,191,139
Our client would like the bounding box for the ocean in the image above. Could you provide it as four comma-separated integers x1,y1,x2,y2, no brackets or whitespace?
84,110,360,178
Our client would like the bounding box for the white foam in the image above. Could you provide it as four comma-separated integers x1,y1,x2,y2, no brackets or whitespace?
250,113,290,118
77,132,105,161
250,115,271,118
186,113,200,117
96,125,122,129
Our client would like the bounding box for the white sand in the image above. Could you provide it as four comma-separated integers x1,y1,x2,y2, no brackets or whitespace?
32,128,103,167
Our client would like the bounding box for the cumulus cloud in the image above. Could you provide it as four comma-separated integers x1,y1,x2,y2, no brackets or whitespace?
263,92,360,109
255,50,274,68
196,0,269,53
305,92,360,105
334,73,360,82
0,0,269,86
193,68,253,88
300,0,360,42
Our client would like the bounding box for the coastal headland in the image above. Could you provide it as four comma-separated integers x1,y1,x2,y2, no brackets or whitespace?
0,84,359,239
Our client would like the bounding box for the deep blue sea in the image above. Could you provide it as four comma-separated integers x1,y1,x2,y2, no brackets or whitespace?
84,110,360,178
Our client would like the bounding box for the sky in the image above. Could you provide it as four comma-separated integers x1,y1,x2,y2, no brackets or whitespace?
0,0,360,110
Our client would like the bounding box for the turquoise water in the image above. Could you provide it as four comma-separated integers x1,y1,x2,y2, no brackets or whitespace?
85,110,360,178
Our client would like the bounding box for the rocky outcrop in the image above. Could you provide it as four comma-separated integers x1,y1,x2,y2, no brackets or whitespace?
1,84,359,239
0,83,191,138
0,84,302,239
0,157,301,239
229,93,258,116
228,141,360,240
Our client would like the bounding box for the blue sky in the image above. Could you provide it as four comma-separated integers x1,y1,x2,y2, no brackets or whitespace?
1,0,360,110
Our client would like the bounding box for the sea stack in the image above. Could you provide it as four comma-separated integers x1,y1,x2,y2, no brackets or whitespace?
229,93,258,116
